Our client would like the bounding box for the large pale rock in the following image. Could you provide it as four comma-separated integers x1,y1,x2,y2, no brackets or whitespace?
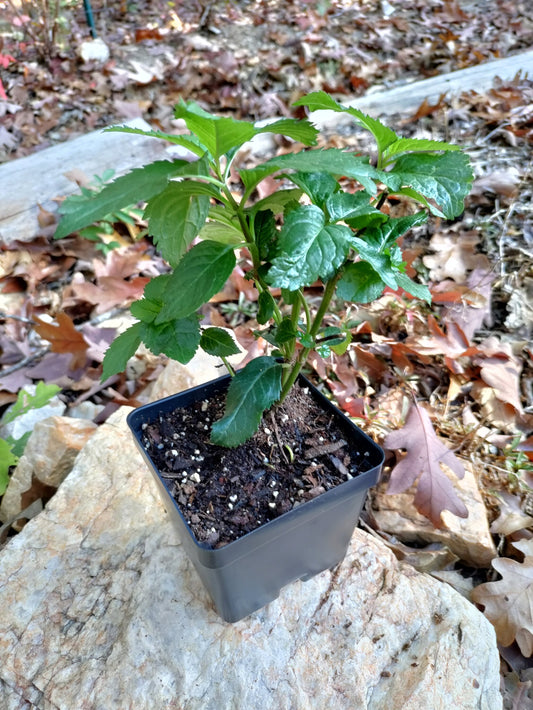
371,462,497,567
141,334,245,402
0,416,97,527
0,407,502,709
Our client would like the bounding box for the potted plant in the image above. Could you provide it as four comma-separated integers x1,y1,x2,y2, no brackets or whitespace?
55,91,473,622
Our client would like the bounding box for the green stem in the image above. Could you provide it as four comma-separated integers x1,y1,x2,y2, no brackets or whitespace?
279,274,340,401
221,355,236,377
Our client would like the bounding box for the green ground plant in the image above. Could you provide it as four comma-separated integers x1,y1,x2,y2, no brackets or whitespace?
55,90,473,447
0,382,61,493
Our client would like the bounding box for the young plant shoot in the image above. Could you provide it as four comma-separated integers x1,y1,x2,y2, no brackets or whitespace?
55,91,473,447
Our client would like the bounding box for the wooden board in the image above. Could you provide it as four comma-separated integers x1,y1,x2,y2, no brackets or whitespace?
0,118,169,246
1,50,531,246
310,50,533,128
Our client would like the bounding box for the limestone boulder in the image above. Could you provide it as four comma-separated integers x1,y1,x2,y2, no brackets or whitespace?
0,415,97,528
0,406,502,709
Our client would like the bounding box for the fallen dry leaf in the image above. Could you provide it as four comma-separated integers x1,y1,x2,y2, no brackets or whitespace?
33,312,89,370
423,231,490,284
472,539,533,657
385,400,467,528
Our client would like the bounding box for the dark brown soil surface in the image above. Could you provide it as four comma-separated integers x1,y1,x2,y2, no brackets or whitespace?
140,381,377,547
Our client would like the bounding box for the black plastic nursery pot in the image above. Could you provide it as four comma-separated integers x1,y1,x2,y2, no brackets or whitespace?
127,373,384,623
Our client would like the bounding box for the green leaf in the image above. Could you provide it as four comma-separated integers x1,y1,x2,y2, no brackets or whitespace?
394,272,432,303
54,159,198,239
210,356,282,447
144,184,211,266
389,186,446,217
255,118,318,146
141,314,201,363
367,212,428,250
257,290,276,325
258,148,385,194
199,205,245,245
293,91,398,155
281,288,299,305
254,210,278,261
390,151,474,219
382,136,460,164
0,439,17,495
267,205,354,290
286,172,339,209
101,322,142,380
3,381,61,425
200,327,241,357
250,188,303,216
103,125,207,158
337,261,386,303
129,274,171,323
326,190,379,222
174,100,257,159
156,241,236,323
275,317,299,344
7,431,31,459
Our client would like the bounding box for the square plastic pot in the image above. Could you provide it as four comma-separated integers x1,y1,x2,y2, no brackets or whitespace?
127,372,384,623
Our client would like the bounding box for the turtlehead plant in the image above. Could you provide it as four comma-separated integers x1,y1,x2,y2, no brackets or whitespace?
55,91,473,447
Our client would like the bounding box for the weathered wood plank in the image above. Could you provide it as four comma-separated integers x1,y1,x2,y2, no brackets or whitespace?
310,50,533,128
1,51,531,246
0,118,168,246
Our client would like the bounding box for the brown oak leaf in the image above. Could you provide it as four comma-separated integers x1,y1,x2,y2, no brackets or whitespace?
472,540,533,657
33,312,89,370
384,401,467,527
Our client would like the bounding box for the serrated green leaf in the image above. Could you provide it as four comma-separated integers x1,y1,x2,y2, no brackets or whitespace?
144,184,211,266
198,220,244,245
368,212,428,249
130,274,171,323
394,272,432,303
141,314,201,363
337,261,386,303
255,117,318,146
257,290,276,324
54,159,198,239
326,190,377,222
293,91,398,154
130,297,160,324
200,327,241,357
103,125,207,158
389,186,445,217
198,205,244,245
210,357,282,447
286,172,339,209
3,381,62,425
383,136,460,164
250,188,303,216
174,101,257,159
254,210,278,261
5,431,29,461
156,241,236,323
258,149,385,194
267,205,354,290
275,317,299,344
390,151,473,219
101,322,142,381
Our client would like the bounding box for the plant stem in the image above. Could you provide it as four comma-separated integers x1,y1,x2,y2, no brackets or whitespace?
220,355,236,377
279,274,340,401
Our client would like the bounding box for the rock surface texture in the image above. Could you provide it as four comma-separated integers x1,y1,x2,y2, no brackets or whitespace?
0,407,502,709
0,415,97,527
